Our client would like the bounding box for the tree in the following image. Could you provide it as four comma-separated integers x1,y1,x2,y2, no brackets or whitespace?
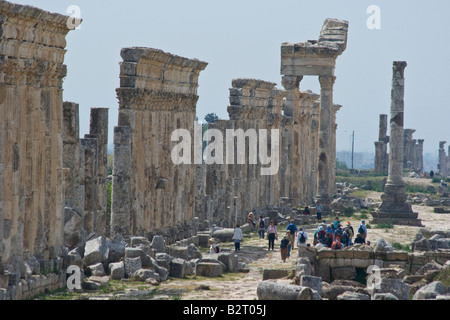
204,113,219,124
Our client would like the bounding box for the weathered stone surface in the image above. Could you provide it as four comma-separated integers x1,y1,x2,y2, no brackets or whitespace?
372,293,399,300
168,247,190,261
300,275,322,295
87,263,106,277
196,263,223,278
262,269,289,280
257,281,321,300
125,248,152,267
150,236,165,253
413,281,447,300
337,291,370,300
124,257,142,278
372,278,410,300
83,237,109,266
217,252,238,273
132,269,160,282
170,258,189,279
322,285,356,300
109,262,125,280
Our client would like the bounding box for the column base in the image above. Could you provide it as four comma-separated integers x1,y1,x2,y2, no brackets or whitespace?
371,210,423,227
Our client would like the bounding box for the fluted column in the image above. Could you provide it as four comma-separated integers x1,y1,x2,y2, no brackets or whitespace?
316,75,336,214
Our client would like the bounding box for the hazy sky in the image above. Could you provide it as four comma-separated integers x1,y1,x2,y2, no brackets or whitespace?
12,0,450,156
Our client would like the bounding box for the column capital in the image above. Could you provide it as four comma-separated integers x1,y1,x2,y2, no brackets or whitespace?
393,61,407,78
281,75,302,91
318,75,336,89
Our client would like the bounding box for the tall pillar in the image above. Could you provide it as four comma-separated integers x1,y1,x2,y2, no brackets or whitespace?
374,114,389,174
417,139,424,173
316,75,336,213
438,141,448,177
373,61,422,226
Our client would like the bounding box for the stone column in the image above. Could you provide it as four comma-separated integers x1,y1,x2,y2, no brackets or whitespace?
316,75,336,214
438,141,448,177
374,114,389,174
373,61,421,226
416,139,424,173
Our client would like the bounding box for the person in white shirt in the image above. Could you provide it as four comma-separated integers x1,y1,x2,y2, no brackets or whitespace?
232,224,243,252
297,228,308,247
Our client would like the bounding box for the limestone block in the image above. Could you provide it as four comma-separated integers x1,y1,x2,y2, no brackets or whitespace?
337,292,370,300
87,263,106,277
257,281,321,300
331,267,355,281
109,262,125,280
335,250,354,259
124,257,142,278
169,258,188,279
83,236,109,266
317,248,336,259
373,278,410,300
217,252,238,273
168,246,189,261
196,263,223,278
300,275,322,295
413,281,447,300
262,269,289,280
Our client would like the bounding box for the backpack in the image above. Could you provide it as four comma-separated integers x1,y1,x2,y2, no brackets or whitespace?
280,239,289,248
299,232,306,244
333,242,342,250
215,246,220,253
260,219,265,229
341,232,349,245
358,225,365,234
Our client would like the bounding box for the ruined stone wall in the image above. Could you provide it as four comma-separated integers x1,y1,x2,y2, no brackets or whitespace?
204,79,329,227
112,47,207,242
62,103,109,248
0,1,72,264
403,129,424,173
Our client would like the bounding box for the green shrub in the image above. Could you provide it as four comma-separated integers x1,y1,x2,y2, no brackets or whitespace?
375,223,394,229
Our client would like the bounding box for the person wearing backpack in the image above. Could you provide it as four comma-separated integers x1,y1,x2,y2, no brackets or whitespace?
258,215,265,239
358,220,367,241
344,221,354,242
280,235,291,262
286,220,298,250
323,232,333,248
297,228,308,248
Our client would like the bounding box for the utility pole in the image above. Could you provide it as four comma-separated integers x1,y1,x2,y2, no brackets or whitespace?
352,131,355,170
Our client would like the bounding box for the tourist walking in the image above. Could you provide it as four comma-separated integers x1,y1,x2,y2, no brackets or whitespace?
280,235,290,262
297,228,308,247
248,212,256,230
232,224,243,252
258,215,265,239
316,202,323,222
267,220,278,251
286,220,298,249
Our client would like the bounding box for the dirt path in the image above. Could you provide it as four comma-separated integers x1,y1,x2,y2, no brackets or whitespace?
158,191,450,300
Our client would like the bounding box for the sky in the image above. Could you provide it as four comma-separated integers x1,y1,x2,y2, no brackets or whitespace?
11,0,450,157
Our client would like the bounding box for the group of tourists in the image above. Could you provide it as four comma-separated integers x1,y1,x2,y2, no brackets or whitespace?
313,217,368,249
208,212,370,262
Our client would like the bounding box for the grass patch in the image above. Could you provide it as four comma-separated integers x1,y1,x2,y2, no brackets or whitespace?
392,242,411,252
374,223,394,229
